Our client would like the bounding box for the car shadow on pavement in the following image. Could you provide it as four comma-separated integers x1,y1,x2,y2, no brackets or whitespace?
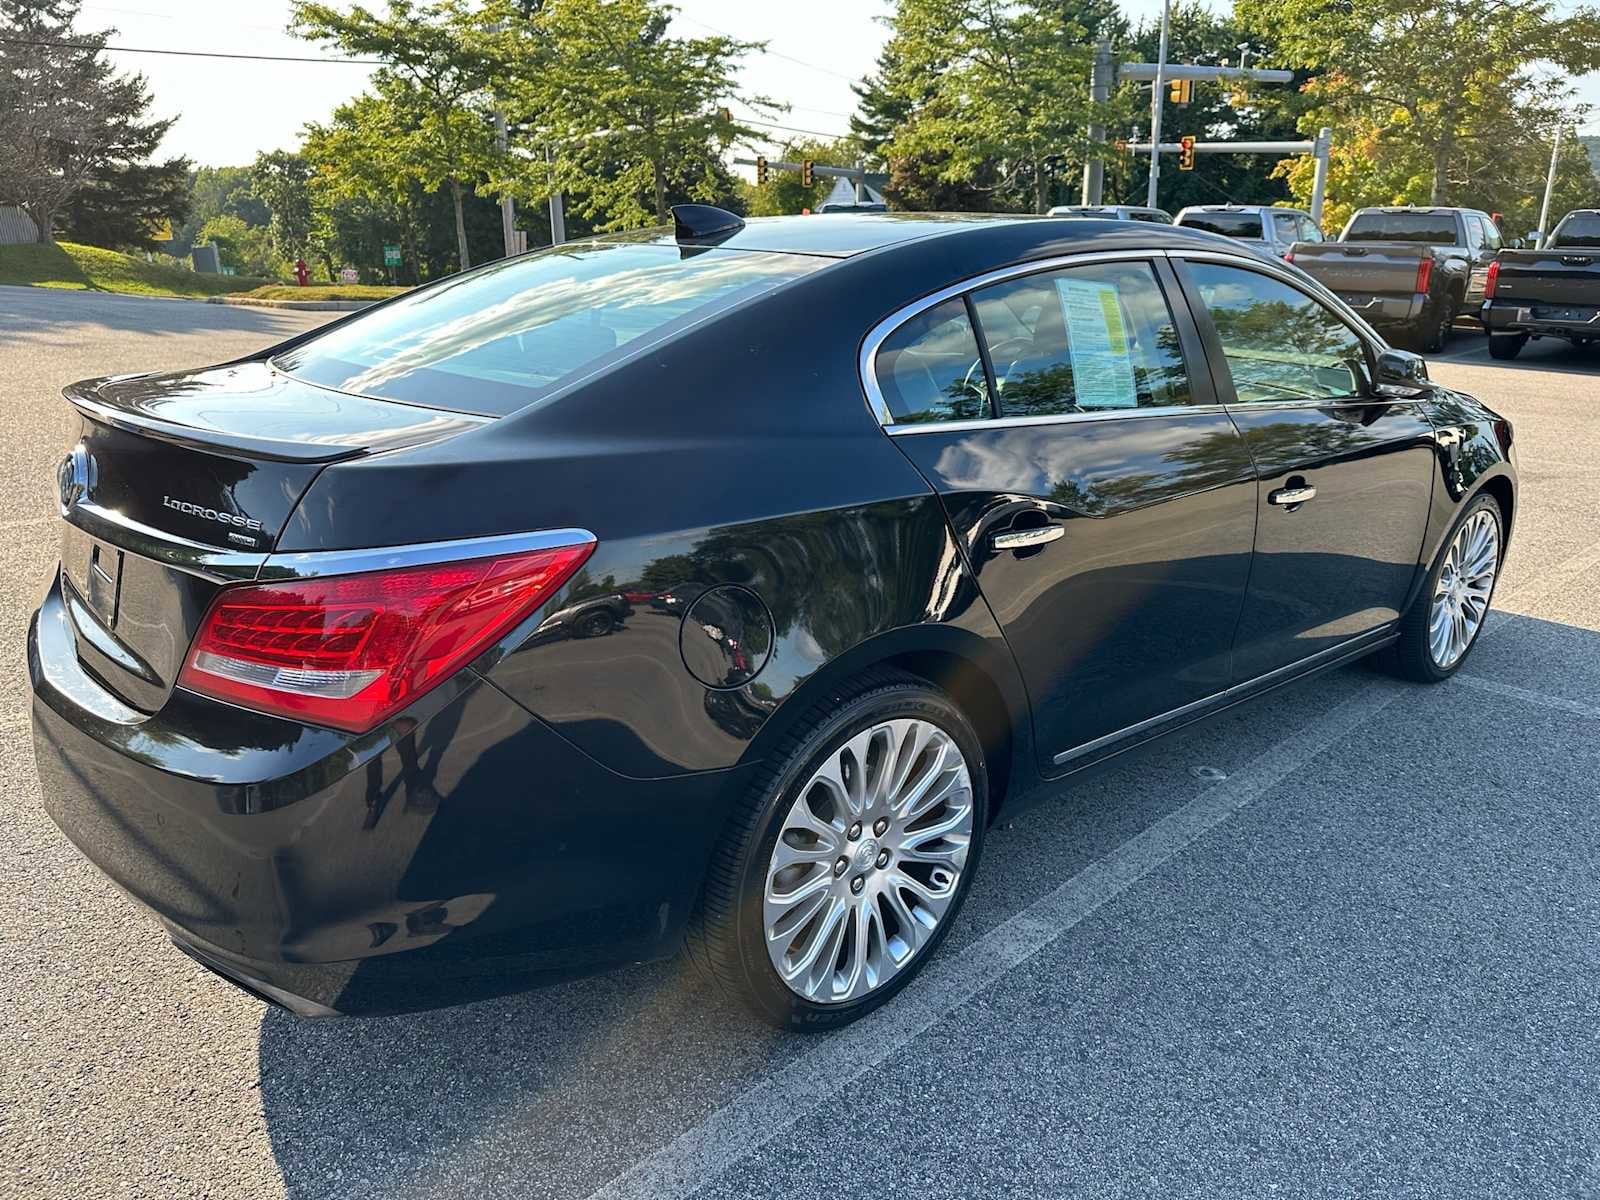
252,613,1600,1200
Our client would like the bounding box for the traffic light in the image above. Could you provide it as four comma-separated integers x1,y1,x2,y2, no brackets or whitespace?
801,160,814,187
1114,138,1128,153
755,156,768,186
1168,78,1193,105
1178,135,1196,171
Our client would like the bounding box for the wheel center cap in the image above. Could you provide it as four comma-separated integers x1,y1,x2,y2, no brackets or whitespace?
853,838,880,873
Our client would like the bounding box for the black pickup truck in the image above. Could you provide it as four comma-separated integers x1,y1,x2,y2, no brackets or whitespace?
1480,209,1600,359
1287,207,1501,352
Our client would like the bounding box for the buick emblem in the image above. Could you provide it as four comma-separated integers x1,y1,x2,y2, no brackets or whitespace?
57,444,92,510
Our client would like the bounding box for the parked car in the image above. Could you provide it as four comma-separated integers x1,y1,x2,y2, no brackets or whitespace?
32,207,1517,1030
1480,208,1600,359
1046,204,1173,223
1173,204,1322,259
1287,206,1502,352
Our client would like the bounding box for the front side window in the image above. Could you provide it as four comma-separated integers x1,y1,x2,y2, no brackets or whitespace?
1480,216,1502,252
968,261,1192,416
1187,262,1369,404
874,298,992,425
275,242,823,416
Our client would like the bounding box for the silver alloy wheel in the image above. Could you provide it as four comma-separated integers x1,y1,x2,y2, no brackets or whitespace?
763,717,974,1004
1429,508,1500,669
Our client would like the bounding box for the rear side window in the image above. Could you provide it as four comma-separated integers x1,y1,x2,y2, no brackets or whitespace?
274,242,822,416
1187,263,1368,403
874,298,992,425
1130,210,1172,224
1181,211,1264,239
1345,212,1459,244
1272,212,1300,243
1552,212,1600,247
968,261,1192,416
1297,216,1324,243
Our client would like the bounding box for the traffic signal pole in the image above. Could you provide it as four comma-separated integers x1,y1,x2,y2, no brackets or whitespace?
1123,129,1333,225
1146,0,1172,208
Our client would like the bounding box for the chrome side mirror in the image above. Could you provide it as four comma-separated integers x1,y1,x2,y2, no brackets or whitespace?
1374,348,1429,396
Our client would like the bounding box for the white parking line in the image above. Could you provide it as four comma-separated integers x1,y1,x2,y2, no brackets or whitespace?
1453,673,1600,720
585,683,1406,1200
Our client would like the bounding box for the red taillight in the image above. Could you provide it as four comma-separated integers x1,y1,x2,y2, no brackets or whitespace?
1284,249,1295,263
1484,259,1500,299
178,541,594,732
1414,256,1433,296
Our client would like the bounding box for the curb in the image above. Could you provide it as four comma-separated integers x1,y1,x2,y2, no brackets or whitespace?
205,297,378,311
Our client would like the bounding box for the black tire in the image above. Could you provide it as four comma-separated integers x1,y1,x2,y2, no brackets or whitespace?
1377,493,1503,683
573,608,616,638
1418,294,1458,354
1488,332,1527,360
688,671,989,1030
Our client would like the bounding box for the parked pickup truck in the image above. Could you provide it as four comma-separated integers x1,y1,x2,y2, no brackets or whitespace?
1287,206,1501,352
1480,209,1600,359
1174,204,1322,259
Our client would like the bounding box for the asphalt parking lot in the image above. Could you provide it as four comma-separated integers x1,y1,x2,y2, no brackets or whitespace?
3,286,1598,1200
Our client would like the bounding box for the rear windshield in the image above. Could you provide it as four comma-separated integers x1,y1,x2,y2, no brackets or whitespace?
1179,212,1263,239
275,241,822,416
1344,212,1459,244
1551,212,1600,248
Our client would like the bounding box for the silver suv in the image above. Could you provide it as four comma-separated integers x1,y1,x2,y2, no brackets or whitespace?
1174,204,1324,259
1047,204,1173,223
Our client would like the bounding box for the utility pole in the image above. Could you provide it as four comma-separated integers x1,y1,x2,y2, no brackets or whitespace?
546,144,566,245
1309,127,1332,228
1082,39,1113,206
1536,124,1563,249
1146,0,1172,208
494,109,517,258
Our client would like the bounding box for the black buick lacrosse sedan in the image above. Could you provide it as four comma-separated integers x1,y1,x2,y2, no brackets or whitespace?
32,207,1516,1028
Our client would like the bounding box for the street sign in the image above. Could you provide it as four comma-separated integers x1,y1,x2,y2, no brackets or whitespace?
150,219,173,242
383,245,400,266
340,266,359,284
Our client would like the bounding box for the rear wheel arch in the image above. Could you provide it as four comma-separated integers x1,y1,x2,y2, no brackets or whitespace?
741,627,1028,821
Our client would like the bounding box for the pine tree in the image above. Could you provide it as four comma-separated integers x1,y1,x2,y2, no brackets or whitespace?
0,0,176,242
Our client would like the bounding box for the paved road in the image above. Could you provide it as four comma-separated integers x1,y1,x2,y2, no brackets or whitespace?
3,288,1598,1200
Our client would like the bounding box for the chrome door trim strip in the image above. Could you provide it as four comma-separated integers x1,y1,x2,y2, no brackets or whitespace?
857,248,1180,427
1050,626,1396,766
256,528,598,582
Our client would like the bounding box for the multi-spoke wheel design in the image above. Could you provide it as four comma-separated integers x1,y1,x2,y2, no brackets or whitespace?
1428,507,1500,669
762,717,974,1005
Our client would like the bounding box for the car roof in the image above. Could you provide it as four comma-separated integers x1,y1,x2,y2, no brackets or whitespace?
618,212,1230,260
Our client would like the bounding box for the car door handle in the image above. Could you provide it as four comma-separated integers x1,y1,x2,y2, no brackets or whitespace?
1268,485,1317,507
992,526,1064,551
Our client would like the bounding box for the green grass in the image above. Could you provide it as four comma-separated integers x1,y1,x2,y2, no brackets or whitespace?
236,283,409,301
0,240,270,297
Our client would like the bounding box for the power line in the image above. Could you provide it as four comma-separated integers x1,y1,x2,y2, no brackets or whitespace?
738,115,854,141
673,13,859,82
0,34,380,64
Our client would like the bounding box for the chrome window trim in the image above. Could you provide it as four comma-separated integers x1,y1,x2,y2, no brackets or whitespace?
857,248,1174,428
256,528,598,582
885,403,1229,436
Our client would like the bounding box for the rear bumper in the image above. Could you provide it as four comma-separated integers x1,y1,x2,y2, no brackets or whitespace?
1481,298,1600,338
29,573,749,1015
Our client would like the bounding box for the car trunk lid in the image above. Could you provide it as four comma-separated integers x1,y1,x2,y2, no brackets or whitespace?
57,361,489,713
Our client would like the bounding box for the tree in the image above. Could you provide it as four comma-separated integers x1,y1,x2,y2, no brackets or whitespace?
879,0,1121,214
497,0,770,229
197,214,280,278
0,0,177,241
1237,0,1600,205
292,0,504,270
251,150,316,261
175,166,267,256
57,156,191,250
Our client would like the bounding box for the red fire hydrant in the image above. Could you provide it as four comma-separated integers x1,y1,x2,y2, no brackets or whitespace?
294,258,310,287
